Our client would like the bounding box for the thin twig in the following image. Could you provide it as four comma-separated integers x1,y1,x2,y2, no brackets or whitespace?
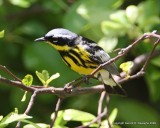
50,98,63,128
141,38,160,71
97,91,106,127
118,39,160,84
130,49,160,74
76,108,108,128
76,93,111,128
24,91,38,114
16,91,38,128
0,76,35,92
0,65,21,81
114,50,160,82
118,70,145,84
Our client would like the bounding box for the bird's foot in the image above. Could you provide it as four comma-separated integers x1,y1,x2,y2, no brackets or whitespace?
83,75,91,84
64,82,74,93
64,75,91,93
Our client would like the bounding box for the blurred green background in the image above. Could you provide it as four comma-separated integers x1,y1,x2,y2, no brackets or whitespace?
0,0,160,127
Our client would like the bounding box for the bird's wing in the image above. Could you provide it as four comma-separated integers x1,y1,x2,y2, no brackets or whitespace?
104,63,120,76
86,41,120,76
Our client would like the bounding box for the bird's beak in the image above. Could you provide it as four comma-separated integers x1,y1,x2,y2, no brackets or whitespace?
34,37,45,42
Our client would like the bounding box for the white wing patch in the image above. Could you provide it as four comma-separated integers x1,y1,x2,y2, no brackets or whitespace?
94,50,110,62
95,69,117,86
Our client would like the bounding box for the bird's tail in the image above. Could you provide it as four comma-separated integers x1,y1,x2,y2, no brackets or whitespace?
95,69,126,96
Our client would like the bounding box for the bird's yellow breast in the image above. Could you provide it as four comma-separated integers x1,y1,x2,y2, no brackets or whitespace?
47,42,98,75
63,55,96,75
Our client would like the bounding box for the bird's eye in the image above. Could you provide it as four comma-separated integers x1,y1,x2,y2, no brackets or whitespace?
45,36,58,43
52,36,58,43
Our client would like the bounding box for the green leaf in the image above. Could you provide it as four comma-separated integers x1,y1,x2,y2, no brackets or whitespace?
0,30,4,38
63,109,96,122
120,61,134,78
14,108,18,114
35,70,49,86
0,112,32,127
46,73,60,85
110,10,129,25
21,75,33,102
126,5,139,24
23,123,48,128
22,74,33,86
77,0,123,24
51,109,96,125
101,120,110,128
101,21,126,36
51,111,66,126
41,70,50,81
0,116,3,121
64,0,123,33
9,0,33,8
108,108,118,124
21,91,28,102
137,0,160,31
36,70,60,87
98,37,118,52
100,108,119,128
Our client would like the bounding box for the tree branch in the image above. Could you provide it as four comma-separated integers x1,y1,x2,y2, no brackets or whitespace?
16,91,38,128
141,38,160,71
97,91,106,127
50,98,63,128
0,65,21,81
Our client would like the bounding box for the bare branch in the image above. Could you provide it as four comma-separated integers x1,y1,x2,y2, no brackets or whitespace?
0,76,35,92
141,38,160,71
50,98,63,128
76,107,108,128
0,65,21,81
130,49,160,74
24,91,38,115
16,91,38,128
97,91,106,127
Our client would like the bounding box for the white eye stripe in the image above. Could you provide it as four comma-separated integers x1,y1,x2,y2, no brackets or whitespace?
55,34,72,38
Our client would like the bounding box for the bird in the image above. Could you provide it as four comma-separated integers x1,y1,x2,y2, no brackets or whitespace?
35,28,126,96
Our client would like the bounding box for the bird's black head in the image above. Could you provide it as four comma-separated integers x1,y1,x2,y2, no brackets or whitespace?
35,28,78,46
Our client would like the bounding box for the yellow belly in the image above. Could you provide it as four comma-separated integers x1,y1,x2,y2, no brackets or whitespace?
63,56,97,75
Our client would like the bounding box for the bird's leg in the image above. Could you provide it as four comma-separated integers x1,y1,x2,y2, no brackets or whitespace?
64,76,83,93
82,75,90,84
64,75,92,93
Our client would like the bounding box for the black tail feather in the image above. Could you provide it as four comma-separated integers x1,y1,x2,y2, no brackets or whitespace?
104,84,127,96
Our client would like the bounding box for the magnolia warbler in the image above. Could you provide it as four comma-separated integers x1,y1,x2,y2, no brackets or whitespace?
35,28,126,96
